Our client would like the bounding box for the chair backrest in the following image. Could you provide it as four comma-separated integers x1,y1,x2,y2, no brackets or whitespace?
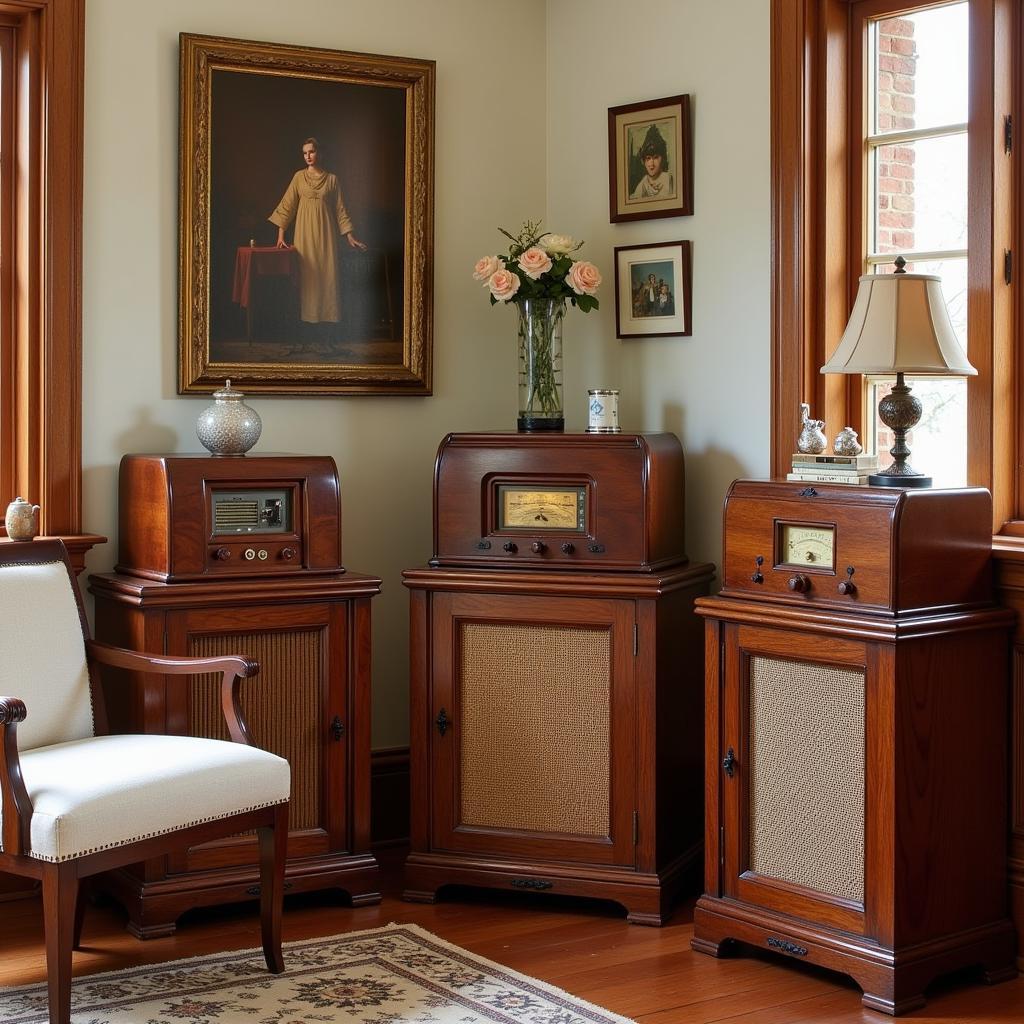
0,541,95,750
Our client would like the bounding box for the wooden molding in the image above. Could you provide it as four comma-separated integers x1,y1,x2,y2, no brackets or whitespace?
0,0,85,538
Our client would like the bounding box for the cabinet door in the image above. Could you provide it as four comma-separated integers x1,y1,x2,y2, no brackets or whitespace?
430,591,637,868
720,624,873,935
164,602,348,871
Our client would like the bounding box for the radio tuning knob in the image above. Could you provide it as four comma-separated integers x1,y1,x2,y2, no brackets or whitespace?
561,542,575,555
244,548,256,561
280,547,296,560
213,547,231,561
838,566,857,596
531,541,547,554
787,574,811,593
257,549,269,561
503,541,518,553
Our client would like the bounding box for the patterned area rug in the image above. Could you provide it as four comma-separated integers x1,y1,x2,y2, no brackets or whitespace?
0,922,635,1023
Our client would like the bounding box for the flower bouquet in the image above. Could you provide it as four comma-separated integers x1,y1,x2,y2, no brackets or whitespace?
473,221,601,431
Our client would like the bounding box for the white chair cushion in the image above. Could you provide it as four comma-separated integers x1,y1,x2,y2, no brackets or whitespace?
0,560,94,750
0,733,290,862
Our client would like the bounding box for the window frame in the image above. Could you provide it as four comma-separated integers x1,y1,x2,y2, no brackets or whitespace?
771,0,1015,534
0,0,99,568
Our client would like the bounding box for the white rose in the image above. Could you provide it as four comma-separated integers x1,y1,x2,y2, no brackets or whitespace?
539,233,576,255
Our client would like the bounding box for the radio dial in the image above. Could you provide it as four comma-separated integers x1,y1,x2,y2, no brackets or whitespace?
503,541,518,554
787,574,812,593
531,541,547,554
213,547,231,561
257,549,269,561
281,547,296,560
561,542,575,555
244,548,256,561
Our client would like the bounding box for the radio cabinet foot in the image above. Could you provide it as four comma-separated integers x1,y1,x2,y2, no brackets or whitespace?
982,963,1018,985
861,991,925,1016
125,919,177,941
625,909,666,927
690,935,731,957
401,889,439,904
348,890,383,908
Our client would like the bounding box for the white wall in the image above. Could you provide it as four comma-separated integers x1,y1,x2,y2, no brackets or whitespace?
546,0,771,569
82,0,548,749
82,0,771,749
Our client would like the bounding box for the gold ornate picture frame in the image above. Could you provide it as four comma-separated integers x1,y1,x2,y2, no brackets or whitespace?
178,33,435,395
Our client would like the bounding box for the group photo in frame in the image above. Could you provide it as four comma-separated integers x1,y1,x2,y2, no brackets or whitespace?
607,94,692,223
178,33,435,395
614,241,692,339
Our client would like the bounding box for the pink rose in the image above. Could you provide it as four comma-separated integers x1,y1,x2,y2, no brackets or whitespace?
517,247,553,280
488,268,522,302
568,260,602,296
473,255,503,282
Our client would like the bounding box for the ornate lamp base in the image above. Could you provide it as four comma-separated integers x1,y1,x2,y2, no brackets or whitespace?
870,371,931,489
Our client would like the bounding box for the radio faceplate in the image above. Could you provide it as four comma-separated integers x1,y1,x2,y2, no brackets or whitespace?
116,454,342,582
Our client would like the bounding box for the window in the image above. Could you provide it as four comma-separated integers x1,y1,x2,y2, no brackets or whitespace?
772,0,1014,530
865,5,970,488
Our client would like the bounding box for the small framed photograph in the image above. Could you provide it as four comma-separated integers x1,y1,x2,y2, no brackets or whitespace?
614,241,692,339
608,95,692,223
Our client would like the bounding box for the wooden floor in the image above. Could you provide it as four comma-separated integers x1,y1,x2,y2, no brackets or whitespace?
1,851,1022,1022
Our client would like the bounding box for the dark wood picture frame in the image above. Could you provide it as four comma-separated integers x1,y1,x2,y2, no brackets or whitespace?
178,33,435,396
613,241,692,339
608,95,692,223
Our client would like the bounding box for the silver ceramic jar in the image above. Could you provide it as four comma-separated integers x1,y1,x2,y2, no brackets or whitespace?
196,380,262,457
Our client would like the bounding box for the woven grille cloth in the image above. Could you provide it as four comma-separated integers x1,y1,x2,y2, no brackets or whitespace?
459,622,611,836
748,655,865,903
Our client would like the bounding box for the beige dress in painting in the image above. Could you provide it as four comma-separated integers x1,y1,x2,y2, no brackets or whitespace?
268,169,355,323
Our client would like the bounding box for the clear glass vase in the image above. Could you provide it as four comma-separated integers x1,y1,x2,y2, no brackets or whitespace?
516,297,565,432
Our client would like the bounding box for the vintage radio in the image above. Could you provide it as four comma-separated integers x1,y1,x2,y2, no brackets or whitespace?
116,453,343,581
718,479,992,614
694,480,1015,1013
431,432,687,571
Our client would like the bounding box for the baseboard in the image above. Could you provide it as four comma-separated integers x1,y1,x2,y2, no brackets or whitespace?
371,746,410,847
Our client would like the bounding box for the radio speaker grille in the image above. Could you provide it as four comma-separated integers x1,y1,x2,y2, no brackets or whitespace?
189,629,323,831
748,655,865,903
458,622,611,836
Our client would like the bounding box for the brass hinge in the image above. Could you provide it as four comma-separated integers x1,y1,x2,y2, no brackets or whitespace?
633,810,639,845
1006,114,1013,153
1006,250,1013,285
633,623,639,657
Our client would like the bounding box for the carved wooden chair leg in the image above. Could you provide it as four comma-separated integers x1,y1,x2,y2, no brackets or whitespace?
258,801,288,974
72,877,90,951
42,862,78,1024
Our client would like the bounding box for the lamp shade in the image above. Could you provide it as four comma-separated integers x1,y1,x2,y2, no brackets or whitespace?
820,272,976,376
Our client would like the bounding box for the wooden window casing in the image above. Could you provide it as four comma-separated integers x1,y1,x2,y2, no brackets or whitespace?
772,0,1015,535
0,0,100,567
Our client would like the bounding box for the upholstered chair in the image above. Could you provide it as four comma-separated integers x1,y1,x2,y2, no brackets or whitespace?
0,540,291,1024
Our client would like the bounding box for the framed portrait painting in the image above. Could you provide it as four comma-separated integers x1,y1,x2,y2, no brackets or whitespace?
608,95,692,223
178,34,435,395
614,241,692,339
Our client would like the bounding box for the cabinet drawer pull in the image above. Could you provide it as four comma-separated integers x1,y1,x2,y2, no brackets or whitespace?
436,707,450,737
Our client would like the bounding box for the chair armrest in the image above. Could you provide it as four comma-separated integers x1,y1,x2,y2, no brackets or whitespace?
85,640,260,746
0,696,32,856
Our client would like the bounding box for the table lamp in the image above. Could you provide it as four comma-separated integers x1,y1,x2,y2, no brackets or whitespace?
820,256,975,488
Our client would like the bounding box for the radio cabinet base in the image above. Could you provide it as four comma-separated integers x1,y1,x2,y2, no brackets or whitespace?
402,847,702,926
693,896,1017,1015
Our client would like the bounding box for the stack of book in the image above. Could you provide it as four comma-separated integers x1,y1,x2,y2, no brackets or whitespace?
786,453,878,485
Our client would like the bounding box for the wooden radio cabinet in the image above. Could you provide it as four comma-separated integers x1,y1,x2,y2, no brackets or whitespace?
89,454,380,937
402,432,714,924
693,480,1017,1014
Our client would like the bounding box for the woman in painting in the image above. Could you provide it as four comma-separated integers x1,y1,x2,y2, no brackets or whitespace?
270,137,366,327
630,124,675,201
